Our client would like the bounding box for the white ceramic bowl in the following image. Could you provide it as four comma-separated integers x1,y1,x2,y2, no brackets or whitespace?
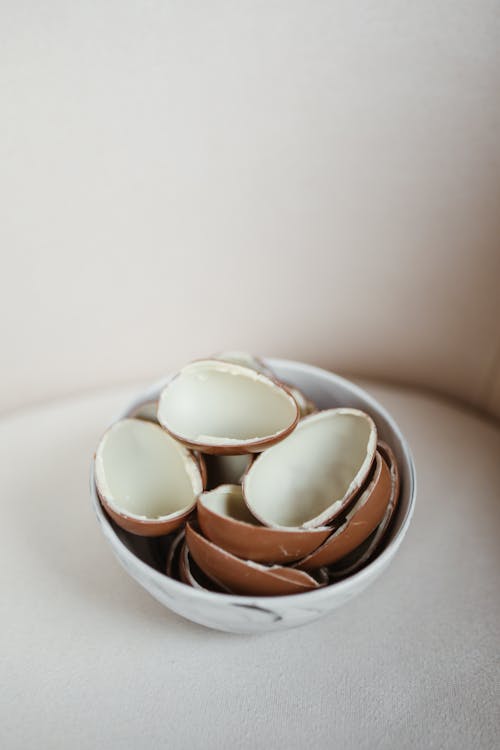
90,359,416,634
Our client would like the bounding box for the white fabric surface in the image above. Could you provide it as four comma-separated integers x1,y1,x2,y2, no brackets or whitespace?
1,381,499,749
2,0,500,417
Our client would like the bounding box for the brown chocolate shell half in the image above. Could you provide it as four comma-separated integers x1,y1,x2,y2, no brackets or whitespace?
157,359,299,455
295,450,392,569
243,408,377,529
198,484,330,564
328,441,401,579
95,418,204,537
185,522,326,596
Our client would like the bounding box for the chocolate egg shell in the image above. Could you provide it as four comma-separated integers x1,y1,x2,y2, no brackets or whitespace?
329,440,401,579
127,399,159,423
198,484,331,564
296,450,392,569
193,451,208,488
185,522,326,596
287,386,317,418
377,441,401,513
166,529,185,578
178,540,231,593
203,453,252,490
157,359,299,455
243,408,377,529
94,418,204,537
213,350,276,379
214,351,317,419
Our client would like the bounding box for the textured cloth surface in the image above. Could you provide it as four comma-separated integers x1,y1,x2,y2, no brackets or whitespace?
2,1,500,417
1,382,499,750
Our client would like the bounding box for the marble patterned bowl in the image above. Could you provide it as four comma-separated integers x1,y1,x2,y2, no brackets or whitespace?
90,359,416,634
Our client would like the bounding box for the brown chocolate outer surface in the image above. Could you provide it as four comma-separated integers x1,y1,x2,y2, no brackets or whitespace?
329,441,401,579
296,450,392,569
185,522,322,596
98,491,195,537
178,541,230,593
197,498,330,564
377,441,401,517
95,433,205,537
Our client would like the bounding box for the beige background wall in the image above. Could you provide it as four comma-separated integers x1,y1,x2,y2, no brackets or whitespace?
1,1,499,416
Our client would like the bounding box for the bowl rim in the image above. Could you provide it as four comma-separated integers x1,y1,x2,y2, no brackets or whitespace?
90,358,417,606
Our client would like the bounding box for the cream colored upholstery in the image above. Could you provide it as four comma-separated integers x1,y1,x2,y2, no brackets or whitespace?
1,382,499,749
1,1,499,417
1,3,499,748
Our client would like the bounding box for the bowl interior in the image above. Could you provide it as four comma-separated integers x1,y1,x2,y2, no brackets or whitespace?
93,359,415,591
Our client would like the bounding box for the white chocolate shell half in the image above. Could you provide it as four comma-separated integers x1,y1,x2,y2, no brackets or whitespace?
213,350,276,379
286,386,317,418
214,351,316,418
295,450,392,569
94,418,203,536
158,359,299,455
243,408,377,529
